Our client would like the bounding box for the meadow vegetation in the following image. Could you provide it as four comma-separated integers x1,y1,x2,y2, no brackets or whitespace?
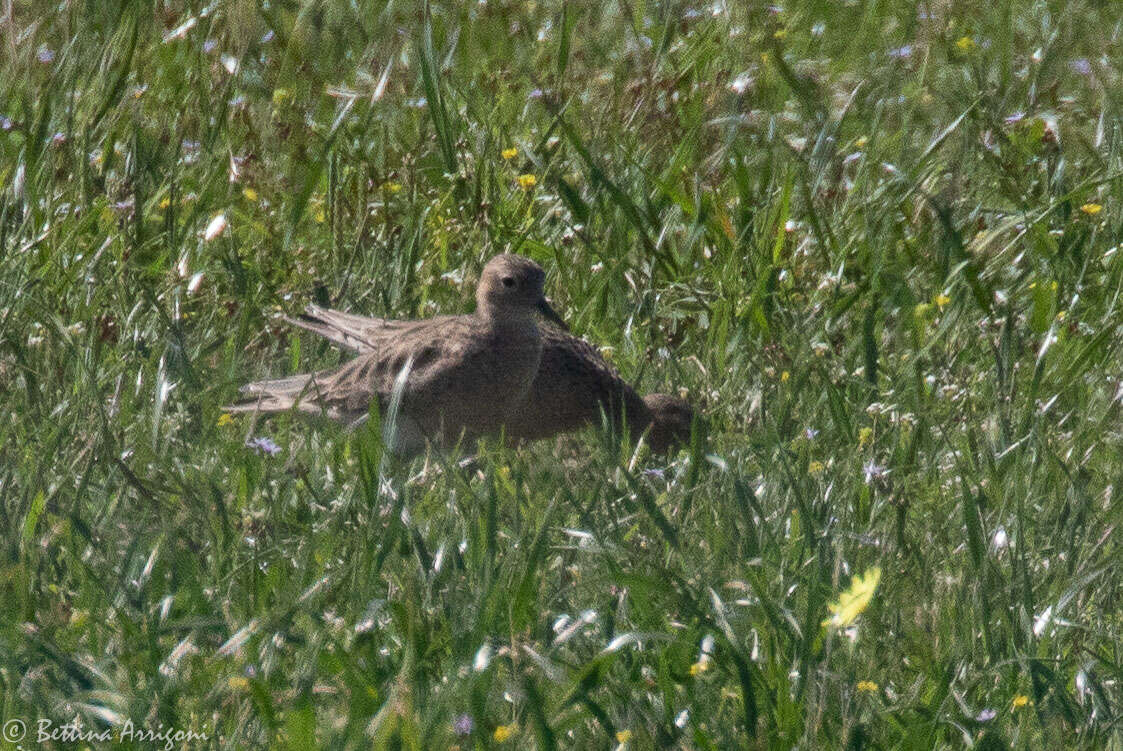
3,0,1123,747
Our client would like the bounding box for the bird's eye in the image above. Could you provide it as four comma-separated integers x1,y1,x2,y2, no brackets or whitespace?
501,276,516,288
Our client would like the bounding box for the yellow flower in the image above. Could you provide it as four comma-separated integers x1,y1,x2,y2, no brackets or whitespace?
856,680,879,693
159,197,171,209
808,461,824,475
822,567,881,628
502,147,518,160
615,730,633,744
272,88,291,105
1055,310,1066,321
688,660,709,676
956,36,976,52
228,676,249,691
493,724,517,742
855,136,868,148
858,427,873,448
243,187,258,202
1081,203,1102,215
780,370,790,382
382,181,402,194
517,173,537,189
1012,694,1030,710
217,413,235,427
934,293,951,310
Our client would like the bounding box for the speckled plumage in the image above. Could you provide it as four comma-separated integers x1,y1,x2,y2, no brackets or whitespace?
277,302,696,454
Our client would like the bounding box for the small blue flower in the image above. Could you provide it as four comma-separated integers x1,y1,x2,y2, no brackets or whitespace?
453,714,473,736
247,436,282,456
203,39,218,53
975,708,997,723
642,468,666,480
1070,58,1092,76
37,46,55,64
888,45,912,60
862,460,886,483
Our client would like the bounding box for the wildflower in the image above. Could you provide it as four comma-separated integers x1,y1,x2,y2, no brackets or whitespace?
1004,111,1026,125
780,370,790,382
729,72,754,95
956,36,976,52
493,724,517,742
808,460,824,475
159,197,171,209
272,88,291,105
501,147,518,160
1081,203,1102,215
228,675,249,691
1070,58,1092,76
246,436,281,456
217,413,235,427
856,680,879,693
1012,695,1029,710
381,181,402,194
204,213,228,241
822,567,881,628
243,187,258,202
689,660,709,676
855,136,868,148
934,293,951,309
858,426,873,448
37,46,55,64
976,708,997,723
517,174,537,189
888,45,912,60
203,39,218,53
773,28,787,39
804,428,820,440
862,460,887,483
453,714,473,736
616,729,633,746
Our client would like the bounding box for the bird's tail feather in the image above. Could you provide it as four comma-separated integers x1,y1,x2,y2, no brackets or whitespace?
283,304,380,353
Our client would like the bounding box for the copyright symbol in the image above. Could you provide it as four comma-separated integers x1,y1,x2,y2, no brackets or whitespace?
2,718,26,742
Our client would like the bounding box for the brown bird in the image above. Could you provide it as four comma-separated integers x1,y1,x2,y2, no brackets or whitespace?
227,254,566,455
276,304,696,454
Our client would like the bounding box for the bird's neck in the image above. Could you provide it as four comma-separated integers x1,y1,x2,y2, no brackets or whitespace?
476,304,539,332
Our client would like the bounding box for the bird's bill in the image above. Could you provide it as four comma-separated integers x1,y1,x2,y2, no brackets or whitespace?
537,298,569,330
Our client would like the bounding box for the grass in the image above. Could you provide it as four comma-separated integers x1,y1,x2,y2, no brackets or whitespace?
3,0,1123,748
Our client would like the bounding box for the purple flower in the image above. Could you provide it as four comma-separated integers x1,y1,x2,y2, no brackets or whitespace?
203,39,218,53
642,468,666,480
260,30,275,44
37,46,55,64
888,45,912,60
975,708,997,722
247,436,282,456
862,460,887,483
453,714,473,736
1004,111,1026,126
1069,58,1092,76
804,428,820,440
51,132,67,146
0,116,11,131
528,88,544,100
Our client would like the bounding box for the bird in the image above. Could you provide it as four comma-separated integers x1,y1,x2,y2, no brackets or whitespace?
226,254,567,455
270,301,697,454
